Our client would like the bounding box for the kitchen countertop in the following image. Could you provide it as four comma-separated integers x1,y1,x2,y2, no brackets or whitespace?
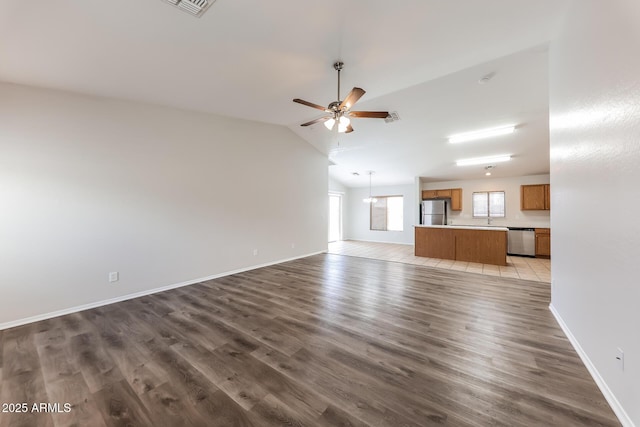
414,224,509,231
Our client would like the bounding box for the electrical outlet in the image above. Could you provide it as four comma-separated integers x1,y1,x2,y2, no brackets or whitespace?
108,272,119,283
291,243,295,249
253,249,258,256
616,348,624,371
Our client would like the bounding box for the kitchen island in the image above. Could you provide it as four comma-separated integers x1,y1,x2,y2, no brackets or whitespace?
415,225,508,266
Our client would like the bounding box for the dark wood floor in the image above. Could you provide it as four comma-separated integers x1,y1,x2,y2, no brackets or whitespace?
0,254,619,426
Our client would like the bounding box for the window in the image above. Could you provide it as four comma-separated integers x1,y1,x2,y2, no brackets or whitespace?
370,196,404,231
473,191,505,217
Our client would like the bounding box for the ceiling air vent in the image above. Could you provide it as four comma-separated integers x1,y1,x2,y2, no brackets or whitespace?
162,0,215,18
384,111,400,123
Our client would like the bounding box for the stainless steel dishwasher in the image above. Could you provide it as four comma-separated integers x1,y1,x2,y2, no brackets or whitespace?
507,227,536,257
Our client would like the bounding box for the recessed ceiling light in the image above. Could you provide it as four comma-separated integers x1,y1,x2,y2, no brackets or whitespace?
456,155,511,167
448,124,516,144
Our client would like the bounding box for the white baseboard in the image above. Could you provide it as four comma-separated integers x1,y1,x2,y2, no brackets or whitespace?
549,304,634,427
339,238,414,246
0,251,324,331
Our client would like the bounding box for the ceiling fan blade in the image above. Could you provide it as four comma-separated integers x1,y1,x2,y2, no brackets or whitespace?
344,124,354,133
339,87,366,110
348,111,390,119
293,98,327,111
300,116,331,127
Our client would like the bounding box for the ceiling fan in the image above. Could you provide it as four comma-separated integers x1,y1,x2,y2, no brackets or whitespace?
293,61,390,134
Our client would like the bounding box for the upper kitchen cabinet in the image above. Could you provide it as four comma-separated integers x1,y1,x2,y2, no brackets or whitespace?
450,188,462,211
422,190,438,199
521,184,550,210
422,188,463,211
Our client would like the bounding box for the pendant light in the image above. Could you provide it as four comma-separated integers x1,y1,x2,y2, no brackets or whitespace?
362,171,378,203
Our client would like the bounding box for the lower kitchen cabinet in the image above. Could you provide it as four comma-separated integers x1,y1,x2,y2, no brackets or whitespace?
535,228,551,258
415,226,507,266
415,227,455,260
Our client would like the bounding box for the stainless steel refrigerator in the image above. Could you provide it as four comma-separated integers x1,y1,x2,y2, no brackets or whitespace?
421,200,447,225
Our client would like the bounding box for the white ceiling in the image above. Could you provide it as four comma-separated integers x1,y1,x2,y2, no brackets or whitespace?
0,0,570,187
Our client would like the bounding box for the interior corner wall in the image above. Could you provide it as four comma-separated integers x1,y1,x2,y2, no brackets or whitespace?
345,184,415,245
0,82,328,327
549,0,640,425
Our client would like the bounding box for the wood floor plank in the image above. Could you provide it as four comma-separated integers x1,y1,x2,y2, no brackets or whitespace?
316,404,371,427
0,374,55,427
92,379,154,426
68,331,125,395
251,345,453,427
0,253,620,426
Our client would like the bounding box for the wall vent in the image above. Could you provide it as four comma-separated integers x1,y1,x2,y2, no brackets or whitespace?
384,111,400,123
162,0,215,17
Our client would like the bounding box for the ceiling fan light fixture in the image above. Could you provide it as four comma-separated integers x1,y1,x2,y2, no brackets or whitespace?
448,124,516,144
324,118,336,130
337,116,351,133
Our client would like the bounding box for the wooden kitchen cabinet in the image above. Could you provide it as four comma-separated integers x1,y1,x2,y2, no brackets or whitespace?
535,228,551,258
545,184,550,210
415,226,507,266
455,229,508,265
450,188,462,211
521,184,550,210
421,188,463,211
415,227,456,260
422,190,438,199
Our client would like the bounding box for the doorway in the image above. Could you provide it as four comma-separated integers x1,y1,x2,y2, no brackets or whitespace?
328,193,342,243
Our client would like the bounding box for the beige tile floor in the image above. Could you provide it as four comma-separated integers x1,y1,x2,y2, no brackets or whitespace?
328,240,551,283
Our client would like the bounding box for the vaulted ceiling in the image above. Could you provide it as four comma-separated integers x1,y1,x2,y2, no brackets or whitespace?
0,0,571,186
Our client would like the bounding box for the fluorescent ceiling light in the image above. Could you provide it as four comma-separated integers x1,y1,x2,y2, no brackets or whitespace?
448,125,516,143
456,155,511,166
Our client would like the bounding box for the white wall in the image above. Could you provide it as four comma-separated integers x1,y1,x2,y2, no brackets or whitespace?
0,83,328,327
329,177,349,241
346,184,415,244
549,1,640,425
423,174,551,228
329,177,347,194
